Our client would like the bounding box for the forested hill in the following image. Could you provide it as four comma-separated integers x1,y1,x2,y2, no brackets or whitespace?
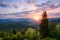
48,18,60,24
0,18,60,30
0,18,39,30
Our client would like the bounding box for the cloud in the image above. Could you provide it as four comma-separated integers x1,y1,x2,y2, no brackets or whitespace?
0,0,8,7
13,5,18,8
0,10,31,19
0,0,60,19
0,0,18,8
48,13,60,18
0,8,60,19
36,1,60,10
0,3,11,8
25,0,36,6
25,0,35,4
0,10,42,19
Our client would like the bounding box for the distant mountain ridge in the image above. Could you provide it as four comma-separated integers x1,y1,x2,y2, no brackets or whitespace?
0,18,40,30
0,18,60,31
48,18,60,24
0,18,60,22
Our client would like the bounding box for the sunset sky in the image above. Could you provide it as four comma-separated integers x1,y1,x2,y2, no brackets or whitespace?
0,0,60,19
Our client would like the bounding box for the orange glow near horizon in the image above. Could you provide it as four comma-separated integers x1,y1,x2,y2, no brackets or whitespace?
27,11,42,21
33,16,40,21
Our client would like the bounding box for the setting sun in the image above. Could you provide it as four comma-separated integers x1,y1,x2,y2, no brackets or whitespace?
34,16,40,21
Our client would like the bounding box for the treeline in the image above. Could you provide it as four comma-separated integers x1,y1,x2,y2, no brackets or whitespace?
0,24,60,40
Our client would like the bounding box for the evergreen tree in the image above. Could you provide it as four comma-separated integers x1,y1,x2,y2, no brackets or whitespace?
40,10,49,38
13,29,17,35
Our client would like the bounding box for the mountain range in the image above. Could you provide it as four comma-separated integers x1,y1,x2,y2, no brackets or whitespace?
0,18,60,31
0,18,40,30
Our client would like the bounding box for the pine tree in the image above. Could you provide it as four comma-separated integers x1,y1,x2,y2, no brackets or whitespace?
40,10,49,38
13,29,17,35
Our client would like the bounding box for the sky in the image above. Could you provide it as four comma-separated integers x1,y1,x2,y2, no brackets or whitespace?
0,0,60,19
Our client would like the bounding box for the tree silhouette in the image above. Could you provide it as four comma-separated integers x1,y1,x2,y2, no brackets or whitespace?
13,29,17,35
40,10,49,38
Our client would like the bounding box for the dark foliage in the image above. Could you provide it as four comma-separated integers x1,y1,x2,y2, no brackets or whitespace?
13,29,17,35
40,10,49,38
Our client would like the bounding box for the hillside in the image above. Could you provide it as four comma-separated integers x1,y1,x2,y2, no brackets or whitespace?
0,18,60,31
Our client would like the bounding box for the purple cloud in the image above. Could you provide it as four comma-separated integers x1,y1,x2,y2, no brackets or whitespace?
25,0,35,5
0,0,8,7
0,11,31,17
0,0,18,8
36,1,60,9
